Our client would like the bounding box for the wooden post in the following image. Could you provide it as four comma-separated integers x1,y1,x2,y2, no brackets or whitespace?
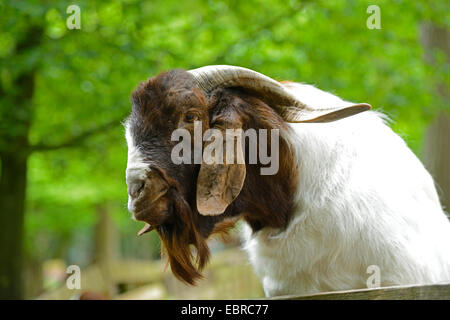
94,204,120,297
268,283,450,300
424,113,450,212
420,23,450,214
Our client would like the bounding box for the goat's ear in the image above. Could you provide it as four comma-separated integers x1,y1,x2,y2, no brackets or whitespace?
196,119,246,216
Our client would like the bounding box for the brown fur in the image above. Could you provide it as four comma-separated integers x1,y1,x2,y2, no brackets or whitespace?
127,70,299,285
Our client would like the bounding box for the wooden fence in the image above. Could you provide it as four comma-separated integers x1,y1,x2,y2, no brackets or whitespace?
37,247,450,300
270,283,450,300
37,249,263,300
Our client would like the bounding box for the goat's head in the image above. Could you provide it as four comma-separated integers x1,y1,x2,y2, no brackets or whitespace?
125,65,371,284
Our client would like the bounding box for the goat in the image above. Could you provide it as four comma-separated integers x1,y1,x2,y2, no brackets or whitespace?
125,65,450,296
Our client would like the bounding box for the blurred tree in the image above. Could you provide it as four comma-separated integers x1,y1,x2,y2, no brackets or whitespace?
0,2,128,299
421,23,450,212
0,23,43,300
0,0,448,299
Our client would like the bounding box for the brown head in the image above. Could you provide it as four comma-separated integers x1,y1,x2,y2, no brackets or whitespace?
124,65,371,284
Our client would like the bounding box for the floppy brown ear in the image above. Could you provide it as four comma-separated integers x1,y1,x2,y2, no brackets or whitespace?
196,121,246,216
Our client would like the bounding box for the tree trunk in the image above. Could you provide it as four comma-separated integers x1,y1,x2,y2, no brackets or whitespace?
0,152,28,299
424,114,450,212
0,25,41,298
420,23,450,213
0,71,34,299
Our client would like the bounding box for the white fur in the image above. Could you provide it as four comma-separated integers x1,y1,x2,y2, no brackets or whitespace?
242,83,450,297
125,125,150,214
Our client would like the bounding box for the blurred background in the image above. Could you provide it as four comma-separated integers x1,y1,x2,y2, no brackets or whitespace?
0,0,448,299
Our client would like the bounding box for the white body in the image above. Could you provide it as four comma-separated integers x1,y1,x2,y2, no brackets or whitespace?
242,83,450,297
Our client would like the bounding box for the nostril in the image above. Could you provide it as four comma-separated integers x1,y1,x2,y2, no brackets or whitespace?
137,181,145,195
130,180,145,199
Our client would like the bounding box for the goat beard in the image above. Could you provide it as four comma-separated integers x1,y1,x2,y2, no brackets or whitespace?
156,189,211,285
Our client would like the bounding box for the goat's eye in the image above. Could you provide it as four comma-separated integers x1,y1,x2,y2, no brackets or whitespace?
184,113,198,122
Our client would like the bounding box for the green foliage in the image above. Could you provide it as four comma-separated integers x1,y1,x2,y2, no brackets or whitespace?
0,0,448,264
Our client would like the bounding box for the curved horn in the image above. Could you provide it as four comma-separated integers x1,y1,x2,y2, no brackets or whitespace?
188,65,303,110
188,65,371,123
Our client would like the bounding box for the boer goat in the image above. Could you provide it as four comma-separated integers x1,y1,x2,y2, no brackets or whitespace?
125,65,450,296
